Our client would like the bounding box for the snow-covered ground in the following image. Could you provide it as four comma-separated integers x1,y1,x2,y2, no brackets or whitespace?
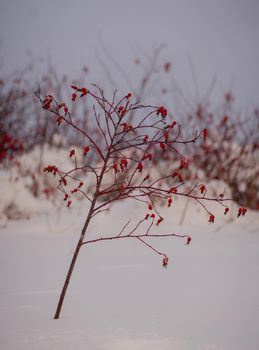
0,199,259,350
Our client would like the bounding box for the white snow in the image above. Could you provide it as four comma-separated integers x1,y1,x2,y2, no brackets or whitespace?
0,197,259,350
0,143,84,222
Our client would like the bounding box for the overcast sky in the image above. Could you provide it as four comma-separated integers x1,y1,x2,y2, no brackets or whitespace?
0,0,258,106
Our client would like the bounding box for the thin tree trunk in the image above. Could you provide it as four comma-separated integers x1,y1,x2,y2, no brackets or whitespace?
53,207,94,319
54,238,83,319
53,125,117,319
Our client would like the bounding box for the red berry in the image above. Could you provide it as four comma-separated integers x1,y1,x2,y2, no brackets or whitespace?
186,236,192,245
224,207,229,215
70,149,75,158
162,255,169,267
209,214,215,223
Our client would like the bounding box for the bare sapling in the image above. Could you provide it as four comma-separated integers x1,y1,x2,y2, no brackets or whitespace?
35,84,246,319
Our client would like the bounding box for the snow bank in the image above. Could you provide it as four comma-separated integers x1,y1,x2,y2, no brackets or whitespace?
0,171,43,221
0,142,81,221
0,140,257,224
